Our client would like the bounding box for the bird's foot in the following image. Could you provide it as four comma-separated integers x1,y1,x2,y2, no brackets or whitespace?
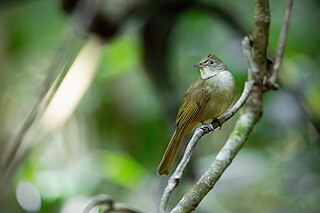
211,118,222,130
201,123,214,133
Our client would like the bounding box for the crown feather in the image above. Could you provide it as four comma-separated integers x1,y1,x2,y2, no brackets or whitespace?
198,53,228,71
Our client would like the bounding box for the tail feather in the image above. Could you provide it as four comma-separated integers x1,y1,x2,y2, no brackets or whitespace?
157,130,184,176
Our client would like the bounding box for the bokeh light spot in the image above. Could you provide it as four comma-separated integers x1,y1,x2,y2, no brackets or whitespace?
16,181,41,212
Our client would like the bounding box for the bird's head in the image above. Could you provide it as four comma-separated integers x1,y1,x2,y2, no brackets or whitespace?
193,54,227,79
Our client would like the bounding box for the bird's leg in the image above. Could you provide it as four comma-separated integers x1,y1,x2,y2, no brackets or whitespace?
211,118,222,130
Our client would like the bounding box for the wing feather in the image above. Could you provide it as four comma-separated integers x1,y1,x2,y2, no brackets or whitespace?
175,79,211,133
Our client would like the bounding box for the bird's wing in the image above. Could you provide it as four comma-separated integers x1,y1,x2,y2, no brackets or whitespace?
175,79,211,133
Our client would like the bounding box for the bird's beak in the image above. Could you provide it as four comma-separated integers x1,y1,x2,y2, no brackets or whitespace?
192,63,203,68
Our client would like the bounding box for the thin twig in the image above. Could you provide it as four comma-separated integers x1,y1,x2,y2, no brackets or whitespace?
83,194,143,213
158,80,254,213
83,194,114,213
268,0,293,87
242,36,259,77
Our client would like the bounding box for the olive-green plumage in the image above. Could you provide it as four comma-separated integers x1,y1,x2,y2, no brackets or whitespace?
157,54,236,176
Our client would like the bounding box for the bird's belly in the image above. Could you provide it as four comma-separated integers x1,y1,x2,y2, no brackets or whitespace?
197,98,229,122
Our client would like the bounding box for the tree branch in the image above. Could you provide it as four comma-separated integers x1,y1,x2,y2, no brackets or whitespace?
268,0,293,88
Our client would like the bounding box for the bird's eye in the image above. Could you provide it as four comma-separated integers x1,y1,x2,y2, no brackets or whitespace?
210,61,213,64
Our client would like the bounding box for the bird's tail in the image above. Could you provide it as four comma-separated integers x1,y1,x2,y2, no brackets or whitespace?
157,130,184,176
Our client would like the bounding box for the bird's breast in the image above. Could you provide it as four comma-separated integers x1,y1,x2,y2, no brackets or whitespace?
197,71,235,122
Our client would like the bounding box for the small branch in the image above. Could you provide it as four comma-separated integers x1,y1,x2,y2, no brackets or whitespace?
83,194,143,213
158,80,254,213
242,36,259,77
83,194,113,213
268,0,293,88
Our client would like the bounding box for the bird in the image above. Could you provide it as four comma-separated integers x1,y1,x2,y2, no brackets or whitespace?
157,54,236,176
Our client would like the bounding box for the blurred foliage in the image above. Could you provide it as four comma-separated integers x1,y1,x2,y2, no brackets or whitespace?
0,0,320,212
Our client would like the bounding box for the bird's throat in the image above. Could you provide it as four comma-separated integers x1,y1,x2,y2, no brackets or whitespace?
200,68,218,79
